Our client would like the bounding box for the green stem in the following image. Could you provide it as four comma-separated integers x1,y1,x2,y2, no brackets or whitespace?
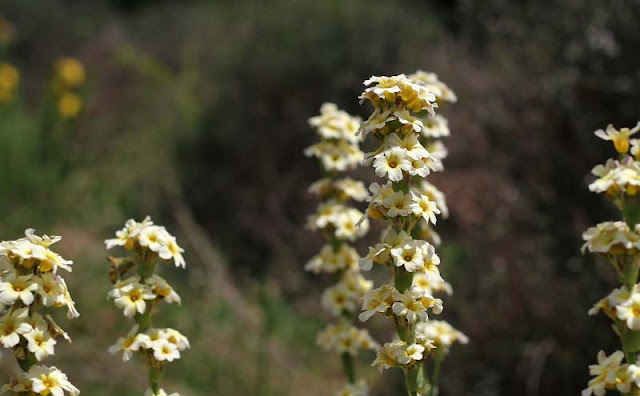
148,366,165,395
623,197,640,228
341,352,355,384
405,363,424,396
428,352,444,396
395,270,414,293
620,258,640,290
137,257,158,282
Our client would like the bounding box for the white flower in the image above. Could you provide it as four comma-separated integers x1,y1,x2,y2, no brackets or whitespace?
409,70,458,103
627,364,640,388
28,365,80,396
0,307,32,347
589,159,640,195
412,273,452,296
616,291,640,330
393,109,424,133
108,324,144,361
306,244,359,273
147,275,181,304
582,350,625,396
582,221,640,254
37,272,66,307
589,286,631,316
309,103,361,144
373,147,411,182
394,343,425,365
415,320,468,352
152,339,181,362
390,240,424,272
158,236,186,268
322,285,356,316
371,340,405,373
594,122,640,153
383,191,412,218
359,285,394,322
410,192,440,225
105,216,154,250
162,328,190,351
0,273,38,305
416,181,449,218
391,289,429,323
109,279,156,318
24,328,57,361
334,208,369,241
420,114,450,138
359,108,393,138
139,226,170,253
333,178,369,202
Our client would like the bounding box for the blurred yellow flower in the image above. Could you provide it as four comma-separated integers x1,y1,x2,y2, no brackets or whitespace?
0,62,19,103
57,92,82,119
55,57,85,88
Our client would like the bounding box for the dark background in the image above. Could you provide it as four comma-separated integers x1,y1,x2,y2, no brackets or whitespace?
0,1,639,395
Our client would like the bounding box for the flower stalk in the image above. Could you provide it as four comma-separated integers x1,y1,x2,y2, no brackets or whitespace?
357,72,467,396
106,216,189,396
582,121,640,396
305,103,378,395
0,229,80,396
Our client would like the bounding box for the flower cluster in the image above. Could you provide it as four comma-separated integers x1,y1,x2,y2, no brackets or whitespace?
357,72,465,396
583,121,640,396
305,103,364,171
317,322,378,356
52,57,85,119
109,325,190,363
305,103,376,394
583,350,640,396
106,217,188,396
0,229,79,396
414,320,468,354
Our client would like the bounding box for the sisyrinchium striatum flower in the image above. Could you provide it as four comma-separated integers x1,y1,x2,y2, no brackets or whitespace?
0,229,80,396
356,72,466,396
583,121,640,396
305,103,378,395
106,216,189,396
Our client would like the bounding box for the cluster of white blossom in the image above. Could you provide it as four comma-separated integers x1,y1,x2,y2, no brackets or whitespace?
357,72,465,395
321,271,373,316
583,122,640,396
305,103,365,171
305,103,376,394
307,203,369,242
317,322,378,356
106,217,188,396
371,338,435,373
0,229,79,396
109,325,190,363
5,365,80,396
305,244,360,274
583,350,640,396
106,216,185,268
415,321,468,354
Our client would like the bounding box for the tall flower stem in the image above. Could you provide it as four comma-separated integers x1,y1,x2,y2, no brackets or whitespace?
106,217,190,396
305,103,376,395
582,121,640,395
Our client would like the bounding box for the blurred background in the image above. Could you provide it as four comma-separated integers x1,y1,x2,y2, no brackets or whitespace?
0,0,639,395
